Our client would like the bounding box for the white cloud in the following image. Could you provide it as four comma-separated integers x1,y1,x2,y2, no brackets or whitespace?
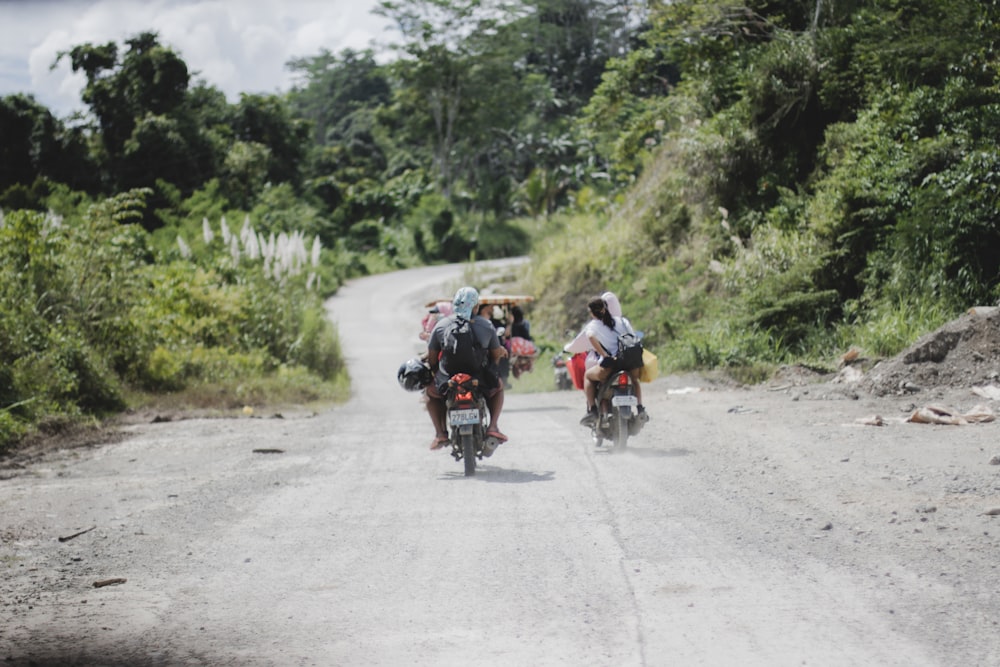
0,0,396,117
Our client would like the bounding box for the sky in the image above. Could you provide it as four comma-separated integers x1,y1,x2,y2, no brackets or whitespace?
0,0,397,118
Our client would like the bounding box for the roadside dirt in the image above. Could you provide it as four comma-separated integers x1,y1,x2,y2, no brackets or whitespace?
860,306,1000,397
2,268,1000,666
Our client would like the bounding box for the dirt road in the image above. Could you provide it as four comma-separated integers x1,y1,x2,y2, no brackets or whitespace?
3,262,1000,666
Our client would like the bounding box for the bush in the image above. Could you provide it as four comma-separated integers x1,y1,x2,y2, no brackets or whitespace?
289,306,344,381
0,187,350,453
472,217,530,259
142,345,185,391
0,411,29,455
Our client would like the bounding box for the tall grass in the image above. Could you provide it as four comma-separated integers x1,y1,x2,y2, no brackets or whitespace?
832,298,955,360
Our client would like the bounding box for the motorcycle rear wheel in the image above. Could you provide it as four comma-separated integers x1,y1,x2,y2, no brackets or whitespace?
462,433,476,476
613,407,629,451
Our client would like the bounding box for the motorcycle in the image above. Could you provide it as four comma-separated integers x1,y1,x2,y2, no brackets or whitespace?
443,372,503,476
552,353,573,390
589,368,646,451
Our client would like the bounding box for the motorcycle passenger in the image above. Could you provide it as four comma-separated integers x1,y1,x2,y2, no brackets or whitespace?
601,292,647,417
478,302,511,388
425,286,509,450
510,305,532,340
579,296,647,426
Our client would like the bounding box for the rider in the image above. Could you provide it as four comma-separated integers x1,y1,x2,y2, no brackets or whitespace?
601,292,646,416
510,305,532,340
479,302,512,388
425,286,509,450
579,295,647,426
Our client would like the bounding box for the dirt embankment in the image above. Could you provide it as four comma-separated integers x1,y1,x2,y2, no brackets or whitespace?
857,307,1000,397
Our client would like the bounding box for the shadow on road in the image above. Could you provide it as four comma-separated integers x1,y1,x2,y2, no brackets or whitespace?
439,467,555,483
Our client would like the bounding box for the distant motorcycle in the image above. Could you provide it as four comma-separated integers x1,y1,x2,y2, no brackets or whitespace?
552,353,573,390
589,368,645,450
510,338,538,380
444,372,503,476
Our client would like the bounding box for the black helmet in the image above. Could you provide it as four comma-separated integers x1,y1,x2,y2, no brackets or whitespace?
398,357,433,391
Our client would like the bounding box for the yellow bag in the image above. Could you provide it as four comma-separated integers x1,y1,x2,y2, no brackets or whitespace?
638,349,659,383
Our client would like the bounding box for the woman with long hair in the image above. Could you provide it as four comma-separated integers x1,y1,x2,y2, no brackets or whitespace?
579,296,646,426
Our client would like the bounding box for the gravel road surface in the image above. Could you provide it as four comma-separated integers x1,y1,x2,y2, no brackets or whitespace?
3,261,1000,666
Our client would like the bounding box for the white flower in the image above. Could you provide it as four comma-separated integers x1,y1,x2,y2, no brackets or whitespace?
311,237,321,267
241,216,260,260
230,236,241,264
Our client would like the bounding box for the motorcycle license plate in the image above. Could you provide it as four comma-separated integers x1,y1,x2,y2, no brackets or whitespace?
449,408,480,426
612,395,637,407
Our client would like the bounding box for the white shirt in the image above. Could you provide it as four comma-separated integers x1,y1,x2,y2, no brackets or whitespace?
584,316,629,357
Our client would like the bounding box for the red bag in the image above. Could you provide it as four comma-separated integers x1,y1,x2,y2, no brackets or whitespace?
569,352,586,390
510,336,537,357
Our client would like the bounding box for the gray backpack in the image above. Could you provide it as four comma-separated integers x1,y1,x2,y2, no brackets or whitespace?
441,317,485,373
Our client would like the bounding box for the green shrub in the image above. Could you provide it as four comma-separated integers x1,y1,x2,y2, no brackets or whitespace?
472,217,530,259
289,307,344,382
181,346,268,383
10,334,123,416
0,186,350,453
0,411,29,454
142,345,185,391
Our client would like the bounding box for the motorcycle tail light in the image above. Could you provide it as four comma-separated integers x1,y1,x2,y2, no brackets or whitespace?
617,373,630,387
457,391,473,402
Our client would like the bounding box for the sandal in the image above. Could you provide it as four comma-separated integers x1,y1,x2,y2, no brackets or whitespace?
429,435,449,450
485,429,508,442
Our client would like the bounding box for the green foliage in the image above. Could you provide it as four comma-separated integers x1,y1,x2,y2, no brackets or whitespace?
0,208,131,447
287,48,392,147
0,187,347,452
403,192,470,262
521,0,1000,385
222,141,271,210
231,93,310,187
250,183,330,240
0,410,29,454
289,308,345,382
0,95,98,194
833,297,954,359
902,148,1000,303
581,44,680,180
473,216,530,259
5,0,1000,401
143,346,185,391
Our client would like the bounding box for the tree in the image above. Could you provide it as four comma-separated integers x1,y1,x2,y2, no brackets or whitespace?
518,0,644,117
61,32,191,168
0,94,98,198
230,94,311,189
286,48,392,146
376,0,521,196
